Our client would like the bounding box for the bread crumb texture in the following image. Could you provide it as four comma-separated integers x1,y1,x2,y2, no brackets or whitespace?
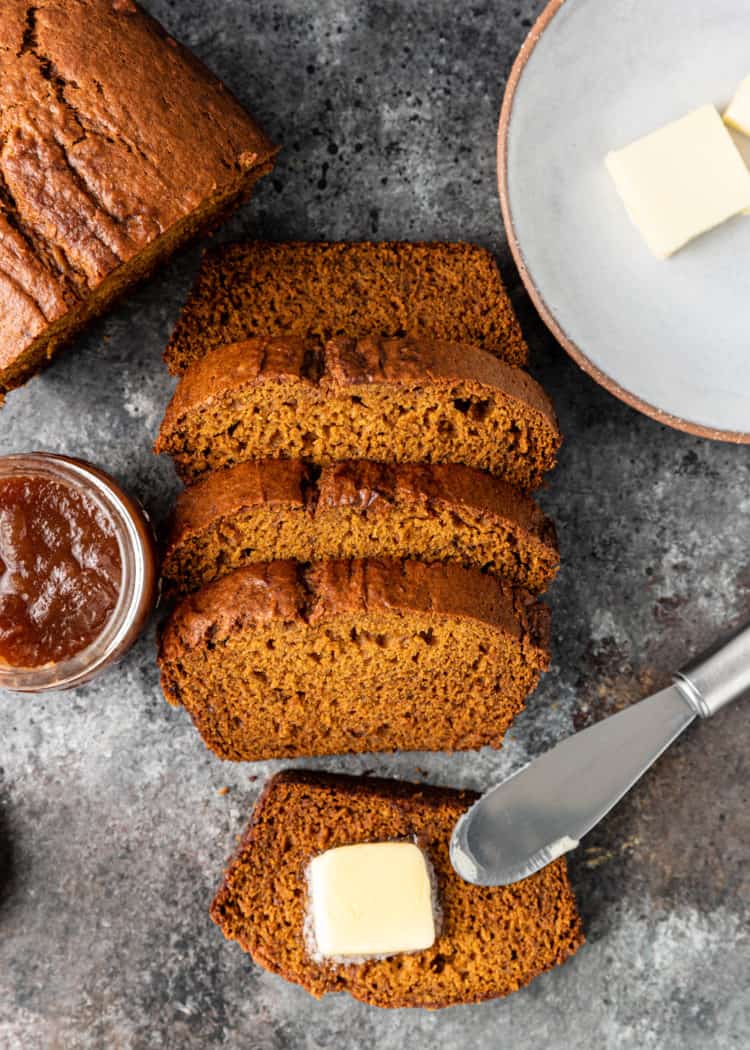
164,240,528,374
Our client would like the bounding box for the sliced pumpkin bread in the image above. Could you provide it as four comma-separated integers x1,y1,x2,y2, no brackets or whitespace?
162,459,559,595
164,240,528,374
158,558,550,761
210,770,584,1008
154,334,561,488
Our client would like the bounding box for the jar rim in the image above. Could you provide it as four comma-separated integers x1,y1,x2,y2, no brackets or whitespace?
0,452,156,692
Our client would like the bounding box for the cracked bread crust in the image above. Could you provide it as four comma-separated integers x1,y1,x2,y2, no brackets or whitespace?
210,770,585,1008
160,558,550,659
0,0,277,394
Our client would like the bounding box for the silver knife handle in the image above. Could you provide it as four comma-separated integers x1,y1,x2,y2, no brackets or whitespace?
674,619,750,718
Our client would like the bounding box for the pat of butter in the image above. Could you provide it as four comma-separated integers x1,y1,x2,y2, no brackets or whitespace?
308,842,436,959
605,105,750,258
724,76,750,137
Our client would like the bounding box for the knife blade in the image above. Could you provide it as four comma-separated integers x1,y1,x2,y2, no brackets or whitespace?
450,685,694,885
450,617,750,886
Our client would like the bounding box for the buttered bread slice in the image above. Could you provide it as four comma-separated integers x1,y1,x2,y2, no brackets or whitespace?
154,334,561,488
210,770,584,1008
158,558,550,761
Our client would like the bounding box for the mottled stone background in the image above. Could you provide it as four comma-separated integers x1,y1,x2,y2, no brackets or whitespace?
1,1,748,1047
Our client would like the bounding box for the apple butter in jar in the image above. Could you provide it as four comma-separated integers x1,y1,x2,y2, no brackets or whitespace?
0,453,156,691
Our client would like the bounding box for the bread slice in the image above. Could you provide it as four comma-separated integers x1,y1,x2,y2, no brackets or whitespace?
164,240,528,374
210,770,584,1008
162,459,560,596
0,0,277,398
154,335,561,489
158,559,550,761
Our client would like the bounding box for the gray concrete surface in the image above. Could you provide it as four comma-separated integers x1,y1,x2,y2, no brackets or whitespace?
1,1,748,1047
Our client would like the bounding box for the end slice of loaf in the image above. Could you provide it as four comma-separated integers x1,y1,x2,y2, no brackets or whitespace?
164,240,528,374
158,559,550,761
210,770,584,1008
0,0,277,398
154,335,561,489
162,459,560,595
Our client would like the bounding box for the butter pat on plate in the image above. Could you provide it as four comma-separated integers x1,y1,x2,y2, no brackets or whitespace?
308,841,436,959
605,104,750,258
724,76,750,136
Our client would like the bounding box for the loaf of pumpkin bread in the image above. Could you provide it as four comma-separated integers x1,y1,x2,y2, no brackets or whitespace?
0,0,277,397
210,770,584,1008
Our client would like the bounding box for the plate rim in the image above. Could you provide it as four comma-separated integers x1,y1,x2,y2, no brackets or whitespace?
497,0,750,444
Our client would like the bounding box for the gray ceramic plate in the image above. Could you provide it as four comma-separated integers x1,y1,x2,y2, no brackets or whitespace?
499,0,750,442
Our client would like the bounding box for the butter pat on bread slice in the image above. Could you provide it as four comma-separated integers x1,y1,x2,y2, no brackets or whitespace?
308,841,436,959
605,105,750,258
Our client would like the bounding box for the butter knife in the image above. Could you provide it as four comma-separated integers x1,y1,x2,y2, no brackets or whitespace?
450,621,750,886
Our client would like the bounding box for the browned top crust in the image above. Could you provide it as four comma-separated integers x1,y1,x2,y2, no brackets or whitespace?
259,769,484,825
326,335,555,420
159,558,551,669
0,0,277,378
316,461,559,575
157,336,312,440
168,460,308,545
164,240,529,372
317,460,553,535
166,458,558,554
160,561,304,656
155,334,559,450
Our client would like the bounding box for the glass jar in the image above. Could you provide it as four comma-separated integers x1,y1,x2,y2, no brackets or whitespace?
0,452,157,692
